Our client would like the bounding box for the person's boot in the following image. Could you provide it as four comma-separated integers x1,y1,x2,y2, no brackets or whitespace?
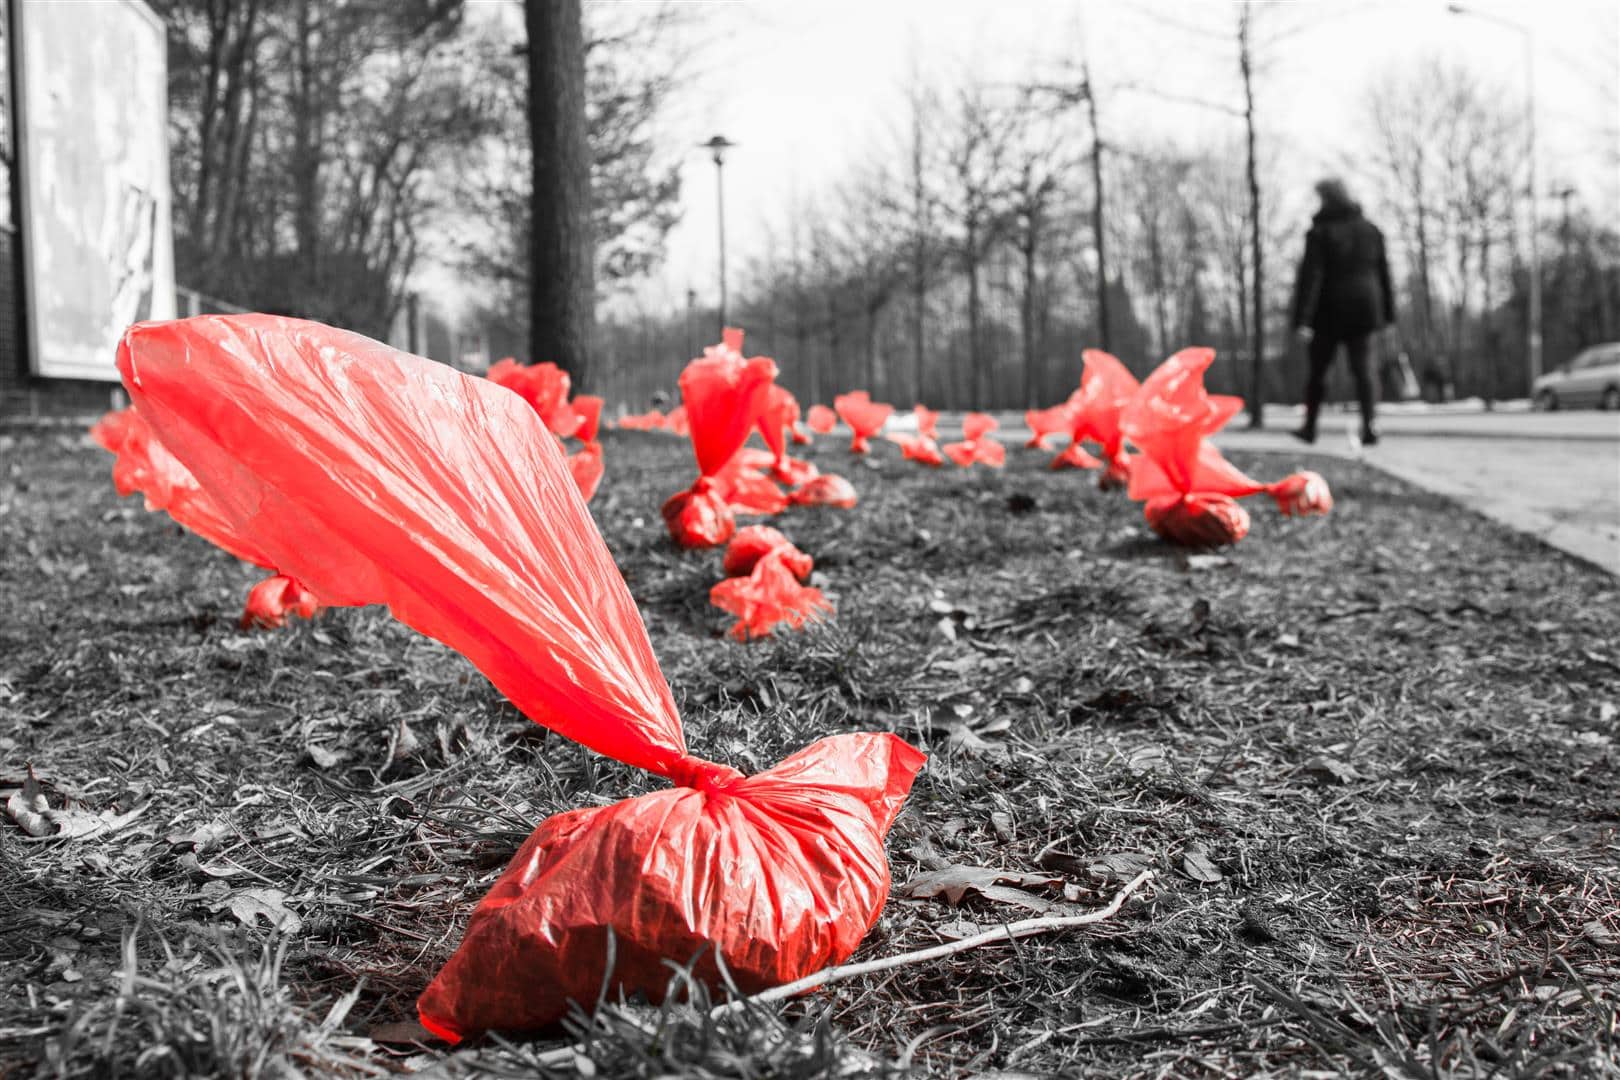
1360,423,1379,447
1291,421,1317,445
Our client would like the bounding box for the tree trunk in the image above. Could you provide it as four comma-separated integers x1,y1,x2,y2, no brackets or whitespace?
526,0,595,383
1021,227,1039,408
1083,72,1110,351
291,0,321,273
1239,6,1264,427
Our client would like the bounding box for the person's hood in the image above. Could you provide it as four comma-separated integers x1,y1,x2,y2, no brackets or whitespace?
1313,200,1363,224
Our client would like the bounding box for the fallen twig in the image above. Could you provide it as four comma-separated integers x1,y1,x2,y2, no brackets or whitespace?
712,869,1154,1017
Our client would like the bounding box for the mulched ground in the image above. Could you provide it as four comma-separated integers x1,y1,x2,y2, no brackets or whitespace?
2,420,1618,1078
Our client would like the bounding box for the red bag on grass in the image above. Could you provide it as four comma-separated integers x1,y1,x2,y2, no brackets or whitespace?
1123,348,1329,545
91,408,321,629
806,404,837,434
616,409,664,431
712,452,790,517
663,331,780,547
1056,349,1139,485
713,526,828,640
943,412,1005,468
1024,403,1076,450
115,314,926,1041
572,395,605,443
790,473,859,509
665,404,690,437
569,441,605,503
757,385,821,487
833,391,893,453
487,359,584,439
890,433,944,467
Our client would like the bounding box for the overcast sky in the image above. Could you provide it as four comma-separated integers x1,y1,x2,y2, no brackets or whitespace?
631,0,1618,314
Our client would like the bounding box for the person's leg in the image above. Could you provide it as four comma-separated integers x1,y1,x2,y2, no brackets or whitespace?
1345,333,1378,442
1297,332,1335,442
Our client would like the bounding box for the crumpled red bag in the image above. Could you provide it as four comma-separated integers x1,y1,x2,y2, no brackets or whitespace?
722,525,813,580
1123,348,1330,545
1024,403,1076,450
891,433,944,466
569,441,605,503
790,473,858,509
1056,350,1139,485
712,451,789,517
806,404,837,434
487,358,584,439
91,407,321,629
711,542,830,641
665,404,690,437
114,314,926,1041
572,395,604,443
758,385,820,487
241,574,321,629
617,409,664,431
663,331,780,547
833,392,893,453
944,413,1006,468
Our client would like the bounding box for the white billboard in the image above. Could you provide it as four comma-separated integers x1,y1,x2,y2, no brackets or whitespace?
16,0,175,381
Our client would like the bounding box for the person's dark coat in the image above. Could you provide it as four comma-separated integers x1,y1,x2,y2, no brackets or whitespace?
1289,201,1395,339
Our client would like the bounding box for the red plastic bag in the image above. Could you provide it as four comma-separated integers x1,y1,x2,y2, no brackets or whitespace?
241,574,321,629
712,525,827,640
91,407,323,628
757,385,820,486
891,433,944,467
833,391,893,453
1267,471,1333,517
572,395,604,443
943,413,1005,468
1122,349,1276,546
1058,350,1140,484
713,453,789,517
790,473,858,509
114,314,925,1039
665,404,690,437
616,409,664,431
806,404,837,434
664,332,780,546
722,525,812,580
569,441,605,503
487,359,584,439
1024,403,1075,450
711,548,831,640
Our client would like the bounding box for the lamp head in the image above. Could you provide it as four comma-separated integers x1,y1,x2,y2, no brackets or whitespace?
702,134,736,165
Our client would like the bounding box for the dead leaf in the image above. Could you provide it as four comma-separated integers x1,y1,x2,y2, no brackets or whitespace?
1087,852,1156,882
370,1020,444,1045
989,811,1015,842
306,743,341,769
6,767,51,837
935,917,982,941
1306,755,1360,784
901,865,1064,909
1181,848,1224,883
224,887,303,933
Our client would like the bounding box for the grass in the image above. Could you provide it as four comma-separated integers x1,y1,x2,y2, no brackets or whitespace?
2,419,1618,1078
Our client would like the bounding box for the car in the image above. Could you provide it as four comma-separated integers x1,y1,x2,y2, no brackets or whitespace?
1532,343,1620,410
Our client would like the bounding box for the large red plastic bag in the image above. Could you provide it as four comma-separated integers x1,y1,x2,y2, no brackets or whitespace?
418,732,918,1035
1024,403,1075,449
665,332,779,547
790,473,858,509
1058,350,1140,485
806,404,837,434
711,547,832,641
943,412,1005,468
723,525,813,581
116,314,925,1038
833,391,893,453
91,407,323,628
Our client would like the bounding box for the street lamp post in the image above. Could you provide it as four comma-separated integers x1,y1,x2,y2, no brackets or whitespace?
701,135,736,337
1447,3,1542,391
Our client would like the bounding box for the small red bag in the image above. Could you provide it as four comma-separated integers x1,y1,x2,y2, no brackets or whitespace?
891,433,944,467
833,392,893,453
572,395,605,443
1268,470,1333,517
664,331,780,547
713,526,827,641
115,314,925,1041
91,408,321,628
569,441,605,503
1056,350,1140,484
806,404,837,434
944,413,1005,468
1024,403,1076,450
911,405,940,440
487,359,584,439
790,473,858,509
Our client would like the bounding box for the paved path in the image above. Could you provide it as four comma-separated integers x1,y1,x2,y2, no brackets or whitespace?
919,406,1620,576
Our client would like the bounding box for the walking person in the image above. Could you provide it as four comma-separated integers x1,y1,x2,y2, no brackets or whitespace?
1288,178,1395,445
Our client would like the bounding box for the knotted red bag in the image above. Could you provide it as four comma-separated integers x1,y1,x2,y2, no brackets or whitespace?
713,526,828,640
1024,402,1076,450
115,314,925,1041
663,330,780,547
1055,350,1138,485
833,391,893,453
943,412,1006,468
